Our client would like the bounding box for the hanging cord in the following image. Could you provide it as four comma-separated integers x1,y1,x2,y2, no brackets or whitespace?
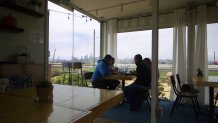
48,9,92,22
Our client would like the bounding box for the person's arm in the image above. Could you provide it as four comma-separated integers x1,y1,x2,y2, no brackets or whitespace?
112,67,119,75
98,62,112,77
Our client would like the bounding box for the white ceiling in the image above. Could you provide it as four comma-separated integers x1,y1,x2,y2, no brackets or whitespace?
50,0,216,21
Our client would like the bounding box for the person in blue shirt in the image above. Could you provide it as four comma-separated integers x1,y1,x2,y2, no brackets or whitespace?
91,54,120,90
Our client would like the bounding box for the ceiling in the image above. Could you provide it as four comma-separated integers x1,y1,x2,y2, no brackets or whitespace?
50,0,217,21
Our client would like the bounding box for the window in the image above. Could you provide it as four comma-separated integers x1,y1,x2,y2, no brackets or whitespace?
207,23,218,76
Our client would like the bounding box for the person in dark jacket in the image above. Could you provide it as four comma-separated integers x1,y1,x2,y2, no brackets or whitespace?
124,54,151,111
91,54,120,90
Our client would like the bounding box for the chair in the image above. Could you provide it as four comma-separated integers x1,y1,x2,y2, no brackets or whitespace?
170,75,200,120
62,62,83,85
82,72,93,87
62,62,72,85
176,74,199,93
141,89,151,111
72,62,83,86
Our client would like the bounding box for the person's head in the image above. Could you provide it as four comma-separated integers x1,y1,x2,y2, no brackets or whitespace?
134,54,142,65
103,54,113,65
109,57,115,66
143,58,151,68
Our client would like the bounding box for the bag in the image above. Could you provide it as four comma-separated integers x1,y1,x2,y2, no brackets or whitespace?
181,84,193,92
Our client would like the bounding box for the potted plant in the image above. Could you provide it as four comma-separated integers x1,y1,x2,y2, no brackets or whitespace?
197,68,203,79
36,80,53,102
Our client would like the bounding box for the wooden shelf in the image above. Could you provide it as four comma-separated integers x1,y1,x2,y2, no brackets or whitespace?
0,25,24,33
0,2,43,18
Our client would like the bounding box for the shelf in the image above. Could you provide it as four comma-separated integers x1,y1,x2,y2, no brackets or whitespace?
0,2,43,18
0,25,24,33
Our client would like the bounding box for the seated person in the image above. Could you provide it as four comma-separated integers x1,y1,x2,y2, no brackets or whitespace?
91,55,120,90
124,54,151,111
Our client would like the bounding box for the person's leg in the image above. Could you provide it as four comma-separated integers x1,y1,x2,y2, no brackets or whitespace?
92,80,108,89
107,80,120,90
124,83,142,111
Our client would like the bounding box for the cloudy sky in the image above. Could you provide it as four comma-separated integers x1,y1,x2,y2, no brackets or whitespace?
48,2,218,61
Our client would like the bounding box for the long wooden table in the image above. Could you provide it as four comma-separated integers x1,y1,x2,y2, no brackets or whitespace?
194,76,218,118
104,73,136,90
0,94,92,123
1,84,123,123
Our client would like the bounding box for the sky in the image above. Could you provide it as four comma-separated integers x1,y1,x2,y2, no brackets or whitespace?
48,2,100,61
48,1,218,61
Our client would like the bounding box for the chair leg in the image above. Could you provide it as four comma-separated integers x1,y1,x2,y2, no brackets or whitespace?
175,97,182,110
68,73,72,85
191,97,198,120
146,99,151,112
170,96,180,116
63,73,66,84
194,97,200,113
78,74,80,86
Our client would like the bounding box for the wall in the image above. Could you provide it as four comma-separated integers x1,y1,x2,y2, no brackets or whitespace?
117,6,218,33
0,0,45,64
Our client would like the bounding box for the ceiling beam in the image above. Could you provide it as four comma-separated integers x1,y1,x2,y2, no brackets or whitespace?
88,0,148,12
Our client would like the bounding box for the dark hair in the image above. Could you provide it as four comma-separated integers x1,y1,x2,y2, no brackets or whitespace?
144,58,151,69
104,54,112,61
134,54,142,61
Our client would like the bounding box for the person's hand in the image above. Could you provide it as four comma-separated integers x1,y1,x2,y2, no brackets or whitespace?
114,67,118,72
130,70,136,75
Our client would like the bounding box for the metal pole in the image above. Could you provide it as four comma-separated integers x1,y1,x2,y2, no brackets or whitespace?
71,10,74,86
214,50,215,64
44,1,49,81
151,0,159,123
93,29,95,67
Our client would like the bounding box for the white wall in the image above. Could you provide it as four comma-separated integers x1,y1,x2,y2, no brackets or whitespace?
0,1,45,63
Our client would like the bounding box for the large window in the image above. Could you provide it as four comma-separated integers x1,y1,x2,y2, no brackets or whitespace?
48,2,100,84
48,2,100,64
117,31,152,61
207,23,218,76
117,29,173,99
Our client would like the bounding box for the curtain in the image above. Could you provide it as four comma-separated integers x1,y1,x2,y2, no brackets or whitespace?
101,19,118,62
187,9,196,85
170,9,186,101
194,5,209,105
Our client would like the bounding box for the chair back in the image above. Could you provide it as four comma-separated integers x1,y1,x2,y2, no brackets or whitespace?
73,62,82,69
176,74,182,90
170,75,179,95
83,72,93,80
62,62,72,73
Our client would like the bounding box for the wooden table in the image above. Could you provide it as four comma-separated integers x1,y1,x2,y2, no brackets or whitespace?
3,84,123,122
194,76,218,118
104,73,136,90
0,94,92,123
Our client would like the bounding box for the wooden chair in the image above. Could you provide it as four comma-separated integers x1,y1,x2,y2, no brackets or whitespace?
170,75,200,120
